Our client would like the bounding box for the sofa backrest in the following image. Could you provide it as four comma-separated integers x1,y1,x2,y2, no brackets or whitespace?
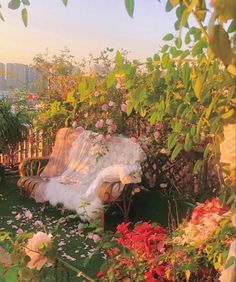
40,128,79,178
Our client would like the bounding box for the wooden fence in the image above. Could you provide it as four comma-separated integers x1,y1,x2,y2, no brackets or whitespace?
0,130,52,165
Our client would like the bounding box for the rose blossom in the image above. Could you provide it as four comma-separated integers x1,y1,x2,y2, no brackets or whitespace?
101,104,109,111
95,119,104,129
121,103,127,112
154,131,160,139
16,228,24,235
71,121,77,128
76,126,85,134
94,91,100,97
25,232,52,270
156,122,163,130
131,137,137,144
106,119,113,125
108,101,115,107
108,123,117,133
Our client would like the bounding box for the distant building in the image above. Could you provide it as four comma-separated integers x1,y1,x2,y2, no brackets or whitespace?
0,63,6,91
28,67,40,92
6,63,29,90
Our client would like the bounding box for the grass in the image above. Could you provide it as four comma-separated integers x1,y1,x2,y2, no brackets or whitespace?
0,179,104,281
0,178,192,281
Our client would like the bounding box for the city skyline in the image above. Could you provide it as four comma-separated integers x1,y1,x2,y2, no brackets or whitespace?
0,62,39,92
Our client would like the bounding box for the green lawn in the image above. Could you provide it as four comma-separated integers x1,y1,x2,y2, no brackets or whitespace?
0,178,192,281
0,179,104,281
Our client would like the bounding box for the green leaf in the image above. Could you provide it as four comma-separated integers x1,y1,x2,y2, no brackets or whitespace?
225,256,236,269
175,37,182,49
21,8,28,27
190,125,196,136
227,20,236,33
4,265,19,282
102,242,113,249
192,41,207,56
161,44,169,53
125,0,134,18
0,264,3,275
221,109,234,119
173,121,183,133
171,144,183,160
231,203,236,214
150,112,158,125
126,102,133,116
184,133,192,151
209,25,233,66
8,0,21,9
193,74,204,100
167,132,177,150
193,159,203,174
185,32,191,44
107,72,115,88
22,0,30,5
115,51,123,66
180,9,189,29
163,33,174,41
62,0,68,6
165,0,174,12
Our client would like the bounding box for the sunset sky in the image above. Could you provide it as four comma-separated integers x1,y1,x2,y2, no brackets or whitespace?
0,0,178,64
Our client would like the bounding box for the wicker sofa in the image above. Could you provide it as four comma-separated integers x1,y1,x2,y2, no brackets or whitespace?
17,128,145,224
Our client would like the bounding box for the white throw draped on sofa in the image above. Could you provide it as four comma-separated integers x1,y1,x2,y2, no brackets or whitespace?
35,130,145,221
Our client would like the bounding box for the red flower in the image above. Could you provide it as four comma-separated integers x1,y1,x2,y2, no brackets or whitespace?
191,198,229,224
156,265,167,276
97,271,103,279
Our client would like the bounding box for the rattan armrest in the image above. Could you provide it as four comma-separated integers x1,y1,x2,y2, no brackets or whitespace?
19,156,50,177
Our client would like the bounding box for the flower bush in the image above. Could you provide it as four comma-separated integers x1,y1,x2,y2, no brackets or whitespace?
97,221,170,282
99,198,235,281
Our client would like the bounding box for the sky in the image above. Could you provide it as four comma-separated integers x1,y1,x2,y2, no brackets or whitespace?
0,0,177,64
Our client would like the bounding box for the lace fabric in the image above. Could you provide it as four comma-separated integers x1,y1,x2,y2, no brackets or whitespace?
32,128,146,221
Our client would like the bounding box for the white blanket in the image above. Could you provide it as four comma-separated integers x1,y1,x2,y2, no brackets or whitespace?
43,131,145,220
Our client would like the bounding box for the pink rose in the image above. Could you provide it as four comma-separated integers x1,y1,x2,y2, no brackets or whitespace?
156,122,163,130
154,131,160,139
131,137,137,144
25,232,52,270
109,101,115,107
16,228,23,235
75,126,85,134
101,104,108,111
95,119,104,128
108,123,117,133
121,103,127,112
106,119,113,125
71,121,77,128
94,91,99,97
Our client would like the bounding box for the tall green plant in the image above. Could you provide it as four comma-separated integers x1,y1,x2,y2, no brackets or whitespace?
0,99,31,165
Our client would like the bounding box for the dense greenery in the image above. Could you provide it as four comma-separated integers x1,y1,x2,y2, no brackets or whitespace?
0,0,235,281
0,99,31,165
